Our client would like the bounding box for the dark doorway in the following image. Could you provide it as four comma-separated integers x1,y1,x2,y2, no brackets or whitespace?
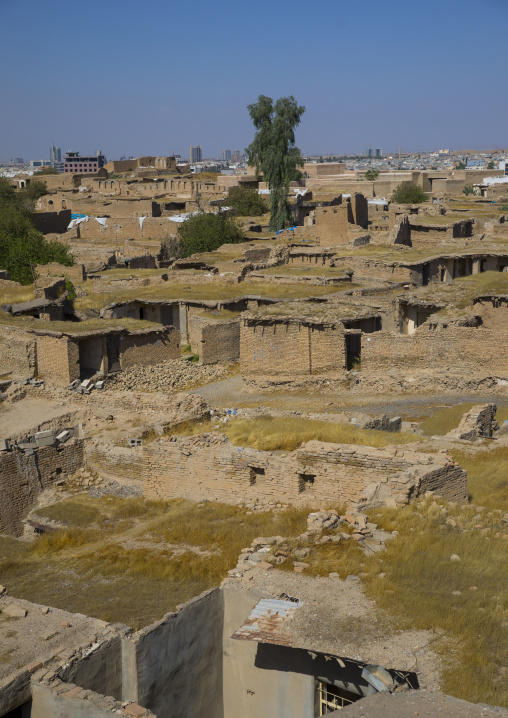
298,473,315,493
345,335,361,371
422,263,430,286
107,335,121,373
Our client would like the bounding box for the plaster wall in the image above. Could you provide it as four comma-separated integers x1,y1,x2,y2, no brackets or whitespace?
123,588,224,718
222,586,314,718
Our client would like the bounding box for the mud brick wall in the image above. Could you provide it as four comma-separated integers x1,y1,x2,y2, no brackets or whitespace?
36,335,80,383
361,325,508,374
201,319,240,364
240,321,346,377
120,328,180,371
74,216,177,241
0,330,37,376
85,443,144,482
143,434,467,508
0,440,84,536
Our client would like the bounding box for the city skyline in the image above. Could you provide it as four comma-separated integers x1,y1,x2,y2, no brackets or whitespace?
0,0,506,161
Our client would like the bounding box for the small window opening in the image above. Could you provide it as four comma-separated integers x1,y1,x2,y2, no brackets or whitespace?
55,468,62,476
249,466,265,485
440,267,446,282
298,473,315,493
139,307,145,320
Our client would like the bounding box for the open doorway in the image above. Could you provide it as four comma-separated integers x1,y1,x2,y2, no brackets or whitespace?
106,335,121,373
345,334,361,371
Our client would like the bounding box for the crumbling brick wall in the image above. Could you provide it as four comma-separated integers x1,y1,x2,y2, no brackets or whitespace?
85,443,144,483
200,319,240,364
240,320,346,377
36,335,80,383
119,327,180,370
0,440,84,536
0,329,37,376
143,434,467,508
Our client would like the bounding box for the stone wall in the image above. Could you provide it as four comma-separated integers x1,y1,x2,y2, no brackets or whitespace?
34,262,87,282
85,444,144,483
143,433,467,508
240,320,345,377
0,440,85,536
32,210,72,235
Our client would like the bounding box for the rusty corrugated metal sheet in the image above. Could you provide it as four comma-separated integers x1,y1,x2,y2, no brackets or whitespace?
231,598,301,646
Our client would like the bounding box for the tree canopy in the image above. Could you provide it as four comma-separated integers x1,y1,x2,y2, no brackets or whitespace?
390,182,428,204
365,169,380,181
246,95,305,231
0,178,74,284
225,186,268,217
178,212,244,258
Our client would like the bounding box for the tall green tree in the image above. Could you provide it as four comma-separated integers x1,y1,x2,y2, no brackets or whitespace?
246,95,305,231
0,178,73,284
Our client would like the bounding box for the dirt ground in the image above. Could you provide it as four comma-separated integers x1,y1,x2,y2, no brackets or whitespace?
224,570,444,693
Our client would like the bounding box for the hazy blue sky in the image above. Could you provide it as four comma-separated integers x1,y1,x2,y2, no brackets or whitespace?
1,0,506,161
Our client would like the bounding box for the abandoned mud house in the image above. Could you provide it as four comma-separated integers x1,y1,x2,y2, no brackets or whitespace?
240,301,381,378
291,194,369,246
0,324,179,383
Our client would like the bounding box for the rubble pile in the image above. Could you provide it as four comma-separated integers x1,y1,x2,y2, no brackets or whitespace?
108,359,230,393
228,509,394,579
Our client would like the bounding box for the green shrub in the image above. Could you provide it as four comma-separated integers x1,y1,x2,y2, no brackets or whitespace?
463,185,474,196
0,178,74,284
226,186,268,216
178,212,244,257
390,182,428,204
364,169,379,181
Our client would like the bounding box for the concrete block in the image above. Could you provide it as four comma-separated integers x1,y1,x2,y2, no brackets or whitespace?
128,438,143,447
81,379,92,388
95,380,105,389
56,430,71,444
0,439,11,451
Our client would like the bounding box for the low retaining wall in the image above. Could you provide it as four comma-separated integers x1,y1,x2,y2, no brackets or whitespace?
143,433,467,508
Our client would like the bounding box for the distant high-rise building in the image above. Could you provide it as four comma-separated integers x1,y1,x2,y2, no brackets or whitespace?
50,143,61,165
63,150,105,174
189,145,202,163
376,148,382,158
221,149,232,162
231,149,243,163
368,147,372,158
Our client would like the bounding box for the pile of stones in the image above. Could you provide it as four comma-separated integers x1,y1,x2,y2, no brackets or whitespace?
108,359,230,393
228,509,393,578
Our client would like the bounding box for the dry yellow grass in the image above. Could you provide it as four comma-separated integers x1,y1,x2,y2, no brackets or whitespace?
273,495,508,707
0,285,34,305
170,416,420,451
0,497,307,629
0,315,162,333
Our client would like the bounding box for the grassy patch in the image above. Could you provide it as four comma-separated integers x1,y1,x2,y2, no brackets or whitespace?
0,315,162,333
73,281,341,311
451,446,508,510
276,498,508,706
363,500,508,706
0,498,307,629
0,285,34,305
169,416,419,451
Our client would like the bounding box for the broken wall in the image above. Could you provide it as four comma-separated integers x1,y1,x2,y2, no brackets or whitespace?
36,335,80,384
0,440,84,536
119,328,180,371
123,588,224,718
143,433,467,508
